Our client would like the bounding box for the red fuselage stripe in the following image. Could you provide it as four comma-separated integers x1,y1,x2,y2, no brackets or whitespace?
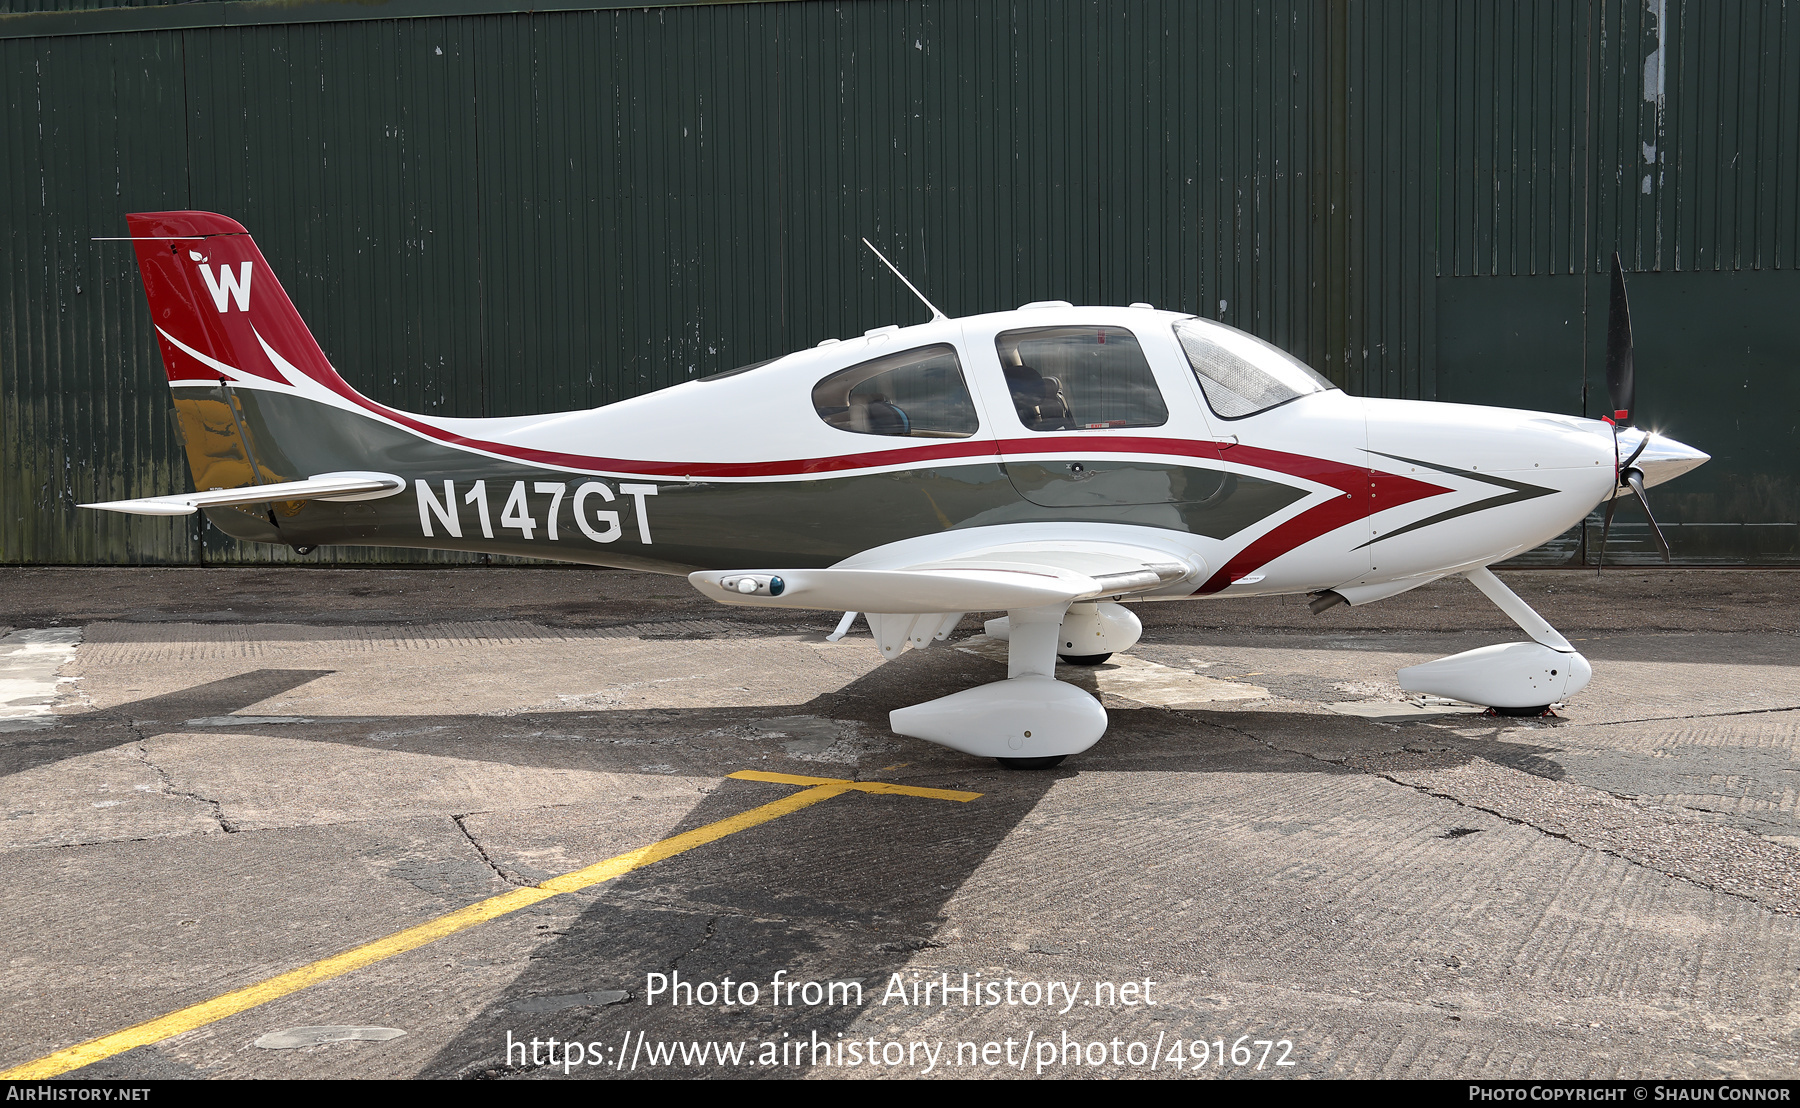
257,350,1456,591
320,388,1456,589
1194,466,1447,593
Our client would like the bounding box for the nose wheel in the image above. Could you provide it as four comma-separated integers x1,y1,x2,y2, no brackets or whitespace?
1057,652,1112,666
996,755,1067,770
1490,704,1552,717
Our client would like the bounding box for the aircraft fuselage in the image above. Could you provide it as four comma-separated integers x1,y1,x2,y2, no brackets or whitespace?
192,305,1627,605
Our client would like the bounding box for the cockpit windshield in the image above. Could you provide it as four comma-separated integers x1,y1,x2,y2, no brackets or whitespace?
1173,318,1336,419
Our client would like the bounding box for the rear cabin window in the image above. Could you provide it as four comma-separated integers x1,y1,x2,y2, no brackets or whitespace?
811,344,980,439
994,326,1168,431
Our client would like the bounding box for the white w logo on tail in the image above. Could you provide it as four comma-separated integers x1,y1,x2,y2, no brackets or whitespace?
199,262,252,312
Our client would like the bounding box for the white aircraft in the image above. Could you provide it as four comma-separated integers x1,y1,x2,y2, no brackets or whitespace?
87,211,1709,768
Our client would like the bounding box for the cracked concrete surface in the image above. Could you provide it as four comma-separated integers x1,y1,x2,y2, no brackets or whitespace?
131,733,237,835
2,567,1800,1079
452,813,536,889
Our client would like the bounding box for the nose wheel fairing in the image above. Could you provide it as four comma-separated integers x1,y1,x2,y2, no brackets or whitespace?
1396,567,1593,712
1398,641,1593,710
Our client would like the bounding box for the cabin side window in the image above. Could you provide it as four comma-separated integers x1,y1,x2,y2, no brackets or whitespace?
994,325,1169,432
811,344,980,439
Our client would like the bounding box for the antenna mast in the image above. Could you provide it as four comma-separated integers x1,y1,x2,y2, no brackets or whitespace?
861,237,947,322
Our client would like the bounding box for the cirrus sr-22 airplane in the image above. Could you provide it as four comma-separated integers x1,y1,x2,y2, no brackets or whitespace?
87,211,1709,768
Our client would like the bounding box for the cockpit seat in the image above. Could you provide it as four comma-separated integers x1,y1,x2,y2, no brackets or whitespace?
1035,376,1074,430
1005,364,1075,431
1005,364,1047,427
862,395,910,436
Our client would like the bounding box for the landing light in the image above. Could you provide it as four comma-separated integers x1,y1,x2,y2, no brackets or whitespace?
721,574,784,597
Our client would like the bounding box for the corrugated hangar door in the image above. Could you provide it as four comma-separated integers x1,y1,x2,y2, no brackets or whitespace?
1,0,1795,565
1439,272,1800,565
1429,0,1800,565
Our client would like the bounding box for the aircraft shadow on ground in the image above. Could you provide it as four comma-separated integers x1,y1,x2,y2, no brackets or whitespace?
0,669,335,778
14,649,1575,1079
5,642,1568,784
425,770,1071,1079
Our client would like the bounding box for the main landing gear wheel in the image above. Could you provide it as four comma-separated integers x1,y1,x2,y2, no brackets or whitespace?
995,755,1068,770
1490,704,1551,717
1057,653,1112,666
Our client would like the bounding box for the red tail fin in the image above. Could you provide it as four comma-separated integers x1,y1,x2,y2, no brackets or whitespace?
127,211,353,396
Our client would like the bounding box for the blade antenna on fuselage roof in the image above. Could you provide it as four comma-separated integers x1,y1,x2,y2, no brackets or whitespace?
861,237,947,322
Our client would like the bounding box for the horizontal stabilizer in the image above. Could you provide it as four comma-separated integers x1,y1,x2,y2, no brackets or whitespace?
81,471,406,517
689,544,1194,614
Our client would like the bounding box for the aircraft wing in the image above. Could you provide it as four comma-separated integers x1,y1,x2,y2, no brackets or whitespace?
81,471,406,516
688,541,1196,614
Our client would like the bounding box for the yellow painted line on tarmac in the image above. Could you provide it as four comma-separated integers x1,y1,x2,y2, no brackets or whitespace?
727,768,982,803
3,770,980,1080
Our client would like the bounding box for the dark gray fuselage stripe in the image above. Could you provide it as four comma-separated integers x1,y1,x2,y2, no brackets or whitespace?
194,389,1310,571
1357,450,1558,550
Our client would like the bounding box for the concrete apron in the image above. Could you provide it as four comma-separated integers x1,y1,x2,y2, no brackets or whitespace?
1,591,1799,1079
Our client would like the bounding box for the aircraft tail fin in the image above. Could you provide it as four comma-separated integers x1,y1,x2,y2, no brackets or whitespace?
126,211,361,398
126,213,412,507
120,212,415,540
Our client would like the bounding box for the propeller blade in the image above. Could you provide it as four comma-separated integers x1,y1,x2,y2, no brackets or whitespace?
1605,252,1635,425
1597,487,1619,574
1596,416,1622,575
1620,431,1650,472
1625,469,1673,563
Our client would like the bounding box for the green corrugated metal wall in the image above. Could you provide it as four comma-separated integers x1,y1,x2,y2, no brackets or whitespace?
2,0,1796,565
1429,0,1800,563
